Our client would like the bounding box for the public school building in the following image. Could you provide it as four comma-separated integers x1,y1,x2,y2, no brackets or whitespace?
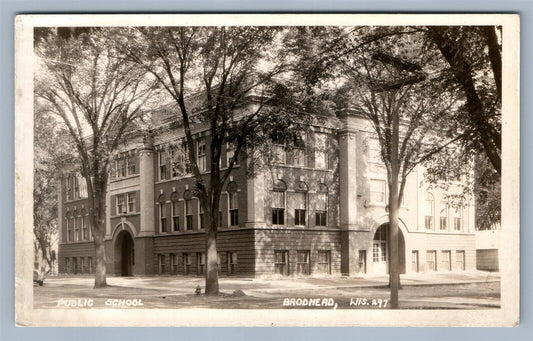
58,109,476,277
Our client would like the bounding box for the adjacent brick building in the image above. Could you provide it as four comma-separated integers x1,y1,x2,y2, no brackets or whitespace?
58,108,476,277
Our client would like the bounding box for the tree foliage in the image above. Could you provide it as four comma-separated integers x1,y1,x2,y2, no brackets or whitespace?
427,26,501,175
117,26,319,294
34,105,77,273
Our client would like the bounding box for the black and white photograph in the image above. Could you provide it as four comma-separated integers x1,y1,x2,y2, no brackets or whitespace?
14,14,519,326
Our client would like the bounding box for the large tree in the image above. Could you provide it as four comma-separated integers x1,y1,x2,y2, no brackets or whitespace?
117,27,314,295
34,27,159,288
423,26,502,229
332,27,462,308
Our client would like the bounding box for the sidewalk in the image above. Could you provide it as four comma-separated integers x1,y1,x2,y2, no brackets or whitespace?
41,270,499,295
35,270,500,309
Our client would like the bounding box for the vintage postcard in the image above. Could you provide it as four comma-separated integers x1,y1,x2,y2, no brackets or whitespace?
15,14,519,327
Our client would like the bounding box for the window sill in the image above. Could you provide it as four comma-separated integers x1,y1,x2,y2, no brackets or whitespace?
61,240,94,244
64,197,89,204
109,174,140,183
275,164,332,172
111,212,140,218
156,165,242,184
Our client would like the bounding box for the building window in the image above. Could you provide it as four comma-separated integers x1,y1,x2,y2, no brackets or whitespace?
314,132,328,169
185,199,193,230
66,176,73,201
229,192,239,226
197,252,206,275
127,192,136,213
67,217,74,242
290,148,306,167
172,201,180,232
427,250,436,271
411,251,419,272
88,219,93,240
274,145,285,164
293,192,307,226
442,250,451,271
456,250,465,270
226,142,238,167
315,191,327,227
170,253,179,275
425,193,434,230
318,250,332,274
88,257,93,274
289,134,306,167
127,152,138,176
358,250,366,274
199,201,205,230
80,257,85,273
159,203,169,233
454,207,462,231
65,258,70,273
82,216,89,240
116,194,126,215
439,202,448,231
159,149,170,181
272,191,285,225
183,253,191,275
75,174,88,198
168,144,190,177
73,175,80,199
117,156,127,178
197,140,207,172
274,250,289,276
373,242,387,262
296,250,310,275
75,216,82,241
157,254,165,275
370,179,386,204
227,252,237,275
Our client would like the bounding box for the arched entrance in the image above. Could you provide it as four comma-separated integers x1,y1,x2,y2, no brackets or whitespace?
372,223,406,274
114,230,134,276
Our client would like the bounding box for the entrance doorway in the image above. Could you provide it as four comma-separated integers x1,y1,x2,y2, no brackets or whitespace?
373,227,388,274
372,223,406,274
115,230,134,276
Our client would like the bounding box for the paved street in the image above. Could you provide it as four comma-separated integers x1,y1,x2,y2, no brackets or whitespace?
34,270,500,309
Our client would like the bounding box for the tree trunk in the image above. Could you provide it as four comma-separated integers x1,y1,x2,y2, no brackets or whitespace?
389,104,401,309
93,223,107,288
205,223,219,295
388,192,400,309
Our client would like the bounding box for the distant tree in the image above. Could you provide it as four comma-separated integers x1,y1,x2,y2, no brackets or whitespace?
117,27,318,295
33,105,77,274
34,27,159,288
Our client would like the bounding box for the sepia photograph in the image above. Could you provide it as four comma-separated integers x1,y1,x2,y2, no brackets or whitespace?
14,14,520,327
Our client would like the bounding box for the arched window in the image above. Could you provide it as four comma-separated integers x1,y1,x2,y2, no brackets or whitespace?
272,180,287,225
425,193,434,230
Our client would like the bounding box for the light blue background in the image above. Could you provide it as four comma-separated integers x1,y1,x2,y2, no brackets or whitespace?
2,1,531,339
